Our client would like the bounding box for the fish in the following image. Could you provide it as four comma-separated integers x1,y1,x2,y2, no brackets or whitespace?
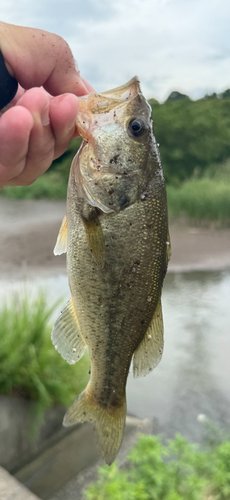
52,76,171,465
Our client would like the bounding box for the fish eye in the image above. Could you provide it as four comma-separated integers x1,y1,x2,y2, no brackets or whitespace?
128,118,147,138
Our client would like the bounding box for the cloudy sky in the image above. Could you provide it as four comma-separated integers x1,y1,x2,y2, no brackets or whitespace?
1,0,230,101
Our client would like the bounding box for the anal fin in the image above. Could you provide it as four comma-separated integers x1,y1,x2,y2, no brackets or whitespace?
51,297,87,364
133,297,164,378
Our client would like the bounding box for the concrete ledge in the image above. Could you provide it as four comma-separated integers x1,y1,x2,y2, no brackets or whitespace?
0,397,70,473
0,466,41,500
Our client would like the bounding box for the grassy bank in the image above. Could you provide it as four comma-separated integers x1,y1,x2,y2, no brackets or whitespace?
0,292,89,419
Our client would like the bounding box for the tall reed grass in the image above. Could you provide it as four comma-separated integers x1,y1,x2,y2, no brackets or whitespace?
167,178,230,225
0,292,89,418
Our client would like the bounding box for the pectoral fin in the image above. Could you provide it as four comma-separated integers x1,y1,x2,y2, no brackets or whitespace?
51,297,87,364
82,214,105,266
133,297,164,378
54,215,67,255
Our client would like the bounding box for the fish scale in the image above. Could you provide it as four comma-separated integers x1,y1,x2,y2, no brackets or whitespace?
52,76,170,464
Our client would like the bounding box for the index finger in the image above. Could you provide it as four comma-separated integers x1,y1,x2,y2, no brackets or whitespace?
0,21,88,97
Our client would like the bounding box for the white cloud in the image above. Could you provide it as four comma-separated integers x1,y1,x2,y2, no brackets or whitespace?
1,0,230,100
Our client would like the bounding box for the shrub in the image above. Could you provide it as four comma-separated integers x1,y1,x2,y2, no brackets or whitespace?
84,432,230,500
84,435,208,500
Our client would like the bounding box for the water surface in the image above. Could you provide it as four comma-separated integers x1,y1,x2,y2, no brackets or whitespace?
128,270,230,442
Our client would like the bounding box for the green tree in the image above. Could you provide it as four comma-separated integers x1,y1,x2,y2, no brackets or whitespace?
150,96,230,183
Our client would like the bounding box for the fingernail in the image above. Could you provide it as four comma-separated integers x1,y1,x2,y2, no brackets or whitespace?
41,104,50,126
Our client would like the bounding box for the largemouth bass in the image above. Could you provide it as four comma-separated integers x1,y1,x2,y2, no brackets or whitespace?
52,76,171,465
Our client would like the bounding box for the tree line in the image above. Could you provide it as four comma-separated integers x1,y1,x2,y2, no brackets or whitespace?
149,90,230,184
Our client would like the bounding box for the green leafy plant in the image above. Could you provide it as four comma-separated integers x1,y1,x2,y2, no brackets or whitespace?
0,292,89,419
211,442,230,499
84,432,230,500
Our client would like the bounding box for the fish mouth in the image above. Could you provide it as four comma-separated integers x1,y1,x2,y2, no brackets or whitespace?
99,76,141,101
76,76,143,141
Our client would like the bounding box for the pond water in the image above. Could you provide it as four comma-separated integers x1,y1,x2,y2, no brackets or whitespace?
1,270,230,444
128,270,230,443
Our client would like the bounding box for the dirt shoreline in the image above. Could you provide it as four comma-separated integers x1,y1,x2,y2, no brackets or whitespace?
1,198,230,279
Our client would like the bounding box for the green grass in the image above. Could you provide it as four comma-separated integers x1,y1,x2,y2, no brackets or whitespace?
167,178,230,225
0,292,89,419
167,160,230,225
167,160,230,227
84,432,230,500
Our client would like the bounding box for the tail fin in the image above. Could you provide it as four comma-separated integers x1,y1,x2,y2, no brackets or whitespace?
63,390,126,465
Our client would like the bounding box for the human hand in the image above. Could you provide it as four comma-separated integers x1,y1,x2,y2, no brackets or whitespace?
0,22,94,188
